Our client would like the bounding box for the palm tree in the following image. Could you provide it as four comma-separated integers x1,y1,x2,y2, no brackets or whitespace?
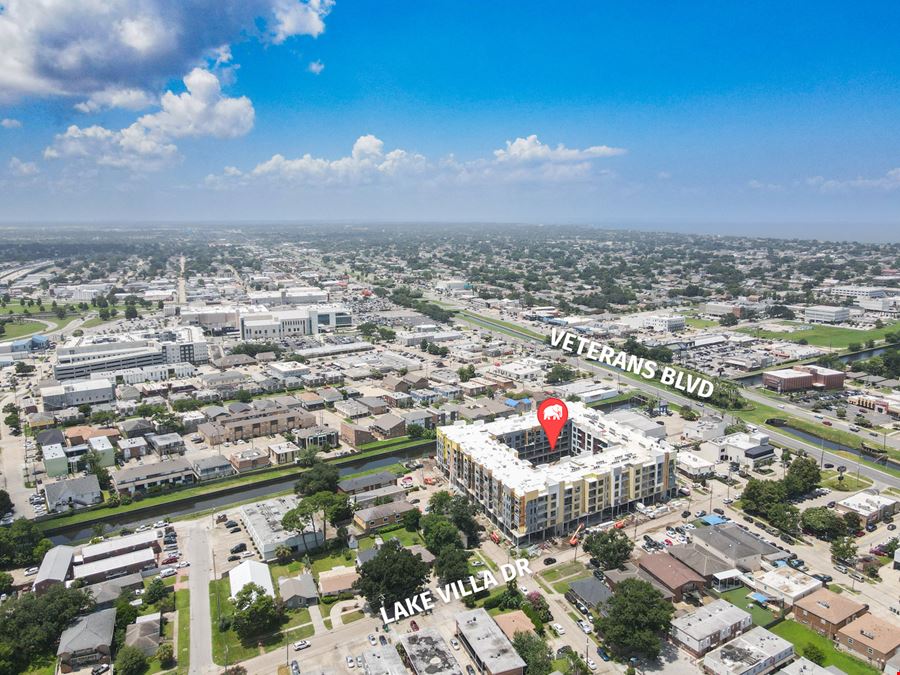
275,545,293,563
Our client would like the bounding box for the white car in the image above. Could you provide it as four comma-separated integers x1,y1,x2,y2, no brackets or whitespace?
368,635,377,646
587,659,597,671
450,638,460,650
578,620,592,634
519,585,529,594
176,561,190,569
240,551,254,559
24,567,39,576
293,640,310,651
135,524,150,533
346,656,355,669
552,623,565,636
158,567,176,578
153,520,168,528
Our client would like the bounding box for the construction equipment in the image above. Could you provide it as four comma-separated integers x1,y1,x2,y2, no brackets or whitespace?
569,523,584,546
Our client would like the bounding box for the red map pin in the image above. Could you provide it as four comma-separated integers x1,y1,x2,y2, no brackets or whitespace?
538,397,568,450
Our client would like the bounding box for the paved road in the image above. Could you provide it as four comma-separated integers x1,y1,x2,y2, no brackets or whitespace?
442,304,900,490
182,518,216,675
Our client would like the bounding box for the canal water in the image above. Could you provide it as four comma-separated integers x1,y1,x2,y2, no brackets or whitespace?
775,423,896,470
50,445,431,544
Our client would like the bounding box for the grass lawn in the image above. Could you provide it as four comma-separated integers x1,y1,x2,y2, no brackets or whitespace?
686,318,719,328
341,609,364,624
553,574,590,596
176,589,190,674
311,550,357,576
322,617,333,630
540,561,586,579
770,620,879,674
717,587,778,627
456,310,545,341
0,319,47,341
738,320,900,349
821,470,873,491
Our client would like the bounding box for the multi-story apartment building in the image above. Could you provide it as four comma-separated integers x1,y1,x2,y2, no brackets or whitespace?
436,402,676,546
198,403,315,444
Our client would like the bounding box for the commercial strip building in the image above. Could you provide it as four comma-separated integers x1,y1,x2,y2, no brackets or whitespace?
239,495,323,561
72,548,157,584
436,402,676,546
835,492,898,525
455,609,526,675
701,626,793,675
753,567,822,606
81,530,159,563
399,629,463,675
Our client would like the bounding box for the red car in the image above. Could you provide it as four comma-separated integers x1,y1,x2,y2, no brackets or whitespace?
162,555,178,565
410,621,420,632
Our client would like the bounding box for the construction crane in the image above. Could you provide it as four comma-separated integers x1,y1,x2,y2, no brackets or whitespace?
569,523,584,546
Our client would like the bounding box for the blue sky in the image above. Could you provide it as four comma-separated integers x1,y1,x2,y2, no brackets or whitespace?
2,1,900,239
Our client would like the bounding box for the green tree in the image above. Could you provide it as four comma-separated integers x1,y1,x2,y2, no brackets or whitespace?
784,457,821,498
124,305,138,320
156,642,175,668
842,512,861,533
0,573,12,595
231,582,280,640
421,514,462,554
402,508,420,531
512,631,553,675
596,579,674,660
767,503,801,534
583,529,634,570
434,546,470,585
144,577,168,605
803,643,825,665
800,507,846,540
294,461,339,496
116,645,148,675
355,540,430,615
0,491,11,515
830,536,858,563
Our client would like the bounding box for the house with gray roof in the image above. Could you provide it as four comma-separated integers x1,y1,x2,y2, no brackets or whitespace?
57,608,116,673
44,475,103,513
338,470,397,495
279,573,318,608
192,454,236,481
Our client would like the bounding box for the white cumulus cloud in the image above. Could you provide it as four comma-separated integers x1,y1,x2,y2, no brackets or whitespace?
308,60,325,75
74,87,156,113
493,134,626,162
45,68,254,171
1,118,22,129
206,134,624,189
9,157,39,176
0,0,333,101
807,170,900,193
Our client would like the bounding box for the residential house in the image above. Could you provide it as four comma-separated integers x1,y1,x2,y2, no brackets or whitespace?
637,554,706,602
192,454,236,481
44,475,103,513
835,614,900,668
279,573,318,608
793,588,868,639
353,501,417,533
57,608,117,673
670,599,752,657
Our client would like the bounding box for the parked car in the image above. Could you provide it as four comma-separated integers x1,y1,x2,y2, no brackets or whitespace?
713,508,725,515
162,556,179,565
450,638,460,650
240,551,254,558
346,656,355,669
681,510,691,518
24,567,39,576
552,623,566,636
230,543,247,554
291,660,301,675
227,555,240,562
410,620,419,632
596,647,610,662
543,557,556,565
379,635,388,646
91,665,110,675
293,640,310,651
224,520,238,528
158,567,176,578
228,527,241,534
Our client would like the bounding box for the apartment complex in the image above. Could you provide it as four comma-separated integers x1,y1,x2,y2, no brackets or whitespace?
436,402,676,546
198,402,315,443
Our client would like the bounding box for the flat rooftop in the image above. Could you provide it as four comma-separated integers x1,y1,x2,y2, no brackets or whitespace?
399,628,463,675
456,608,526,674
